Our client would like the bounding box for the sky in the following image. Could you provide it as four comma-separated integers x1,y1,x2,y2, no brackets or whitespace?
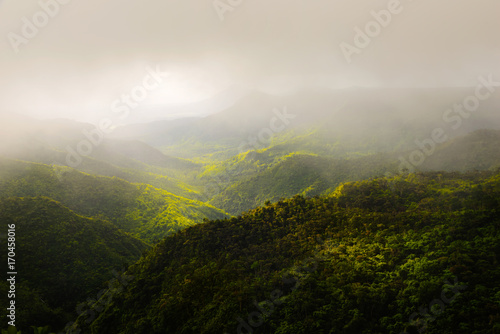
0,0,499,124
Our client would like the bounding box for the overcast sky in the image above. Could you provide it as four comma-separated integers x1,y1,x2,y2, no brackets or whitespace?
0,0,498,124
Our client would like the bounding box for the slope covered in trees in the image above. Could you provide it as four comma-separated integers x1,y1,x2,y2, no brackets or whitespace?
207,152,395,215
80,170,500,334
0,196,148,332
199,129,500,215
0,158,227,242
2,112,500,218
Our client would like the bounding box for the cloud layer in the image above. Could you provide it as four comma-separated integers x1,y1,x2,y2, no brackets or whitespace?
0,0,498,123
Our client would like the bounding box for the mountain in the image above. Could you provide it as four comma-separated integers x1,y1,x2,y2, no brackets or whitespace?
0,158,227,242
197,128,500,215
77,170,500,334
2,87,499,214
0,196,148,332
0,115,201,199
1,86,499,333
207,152,396,215
110,87,500,160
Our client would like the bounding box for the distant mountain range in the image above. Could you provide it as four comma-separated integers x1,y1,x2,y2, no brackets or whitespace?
0,87,499,332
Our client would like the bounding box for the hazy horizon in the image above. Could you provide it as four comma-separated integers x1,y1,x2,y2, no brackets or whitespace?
0,0,499,125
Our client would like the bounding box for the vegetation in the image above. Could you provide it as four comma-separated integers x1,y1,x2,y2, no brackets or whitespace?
78,170,500,333
207,152,395,215
0,158,228,242
2,111,500,333
197,129,500,214
0,197,148,332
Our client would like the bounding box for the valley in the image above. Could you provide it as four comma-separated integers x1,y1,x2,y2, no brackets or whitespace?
1,88,499,333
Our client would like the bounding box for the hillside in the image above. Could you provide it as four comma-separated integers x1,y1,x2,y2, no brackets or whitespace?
0,158,227,242
420,129,500,172
78,170,500,334
0,116,201,199
207,152,395,215
0,196,148,332
199,129,500,215
0,92,499,334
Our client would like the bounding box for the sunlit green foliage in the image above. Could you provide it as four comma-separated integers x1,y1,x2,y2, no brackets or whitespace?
197,129,500,215
206,152,395,215
83,170,500,333
0,158,228,242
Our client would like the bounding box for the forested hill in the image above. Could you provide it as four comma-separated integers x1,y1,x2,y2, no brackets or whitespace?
206,152,395,215
200,129,500,216
0,158,228,242
0,196,148,332
79,170,500,334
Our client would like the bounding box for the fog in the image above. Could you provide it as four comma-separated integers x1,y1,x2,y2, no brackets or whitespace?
0,0,498,126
